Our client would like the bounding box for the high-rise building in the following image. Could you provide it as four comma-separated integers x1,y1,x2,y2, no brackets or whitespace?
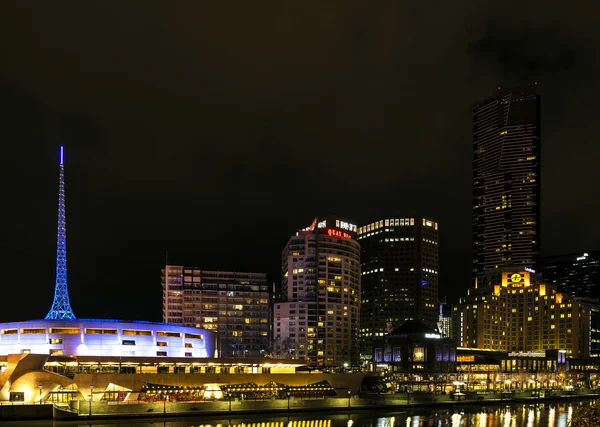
274,218,361,367
357,217,439,361
439,298,453,339
162,266,270,358
472,87,541,284
540,251,600,299
453,267,592,357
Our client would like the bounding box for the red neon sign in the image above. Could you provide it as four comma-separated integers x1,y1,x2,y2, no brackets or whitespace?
327,229,352,239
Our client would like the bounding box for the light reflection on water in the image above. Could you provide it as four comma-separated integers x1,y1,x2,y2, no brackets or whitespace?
0,402,593,427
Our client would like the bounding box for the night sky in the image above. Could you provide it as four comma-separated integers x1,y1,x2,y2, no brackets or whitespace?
1,2,598,323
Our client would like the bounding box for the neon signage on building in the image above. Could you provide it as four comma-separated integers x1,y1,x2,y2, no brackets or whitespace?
327,229,352,239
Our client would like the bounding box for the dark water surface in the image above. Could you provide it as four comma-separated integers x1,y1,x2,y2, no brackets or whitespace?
1,402,592,427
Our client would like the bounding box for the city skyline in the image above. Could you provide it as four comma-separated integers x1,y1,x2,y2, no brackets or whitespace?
2,3,599,323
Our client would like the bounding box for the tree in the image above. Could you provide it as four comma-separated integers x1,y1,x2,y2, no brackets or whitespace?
570,401,600,427
266,336,296,359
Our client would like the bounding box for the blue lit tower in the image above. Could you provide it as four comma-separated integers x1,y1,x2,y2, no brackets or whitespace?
45,146,76,320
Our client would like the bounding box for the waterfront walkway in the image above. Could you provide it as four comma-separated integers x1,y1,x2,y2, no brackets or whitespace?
53,390,600,421
2,391,598,421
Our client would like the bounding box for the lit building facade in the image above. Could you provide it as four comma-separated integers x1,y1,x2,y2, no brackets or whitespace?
0,320,214,358
453,268,591,357
540,251,600,299
162,267,270,358
439,298,453,339
274,218,361,367
373,320,456,374
472,87,541,283
357,217,439,361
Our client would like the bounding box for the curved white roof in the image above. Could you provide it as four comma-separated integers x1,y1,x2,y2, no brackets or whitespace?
0,319,216,358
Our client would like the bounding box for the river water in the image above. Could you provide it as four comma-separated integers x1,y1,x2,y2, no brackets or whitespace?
1,402,592,427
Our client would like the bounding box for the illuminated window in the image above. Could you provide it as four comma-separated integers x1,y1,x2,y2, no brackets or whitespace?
85,329,117,335
20,328,46,334
185,333,204,340
413,347,425,362
157,331,181,338
122,330,152,336
48,328,80,334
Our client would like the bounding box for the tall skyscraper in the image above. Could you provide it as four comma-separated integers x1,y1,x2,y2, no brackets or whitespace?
540,251,600,299
274,218,361,367
46,146,76,320
162,266,270,357
357,217,439,361
472,86,541,284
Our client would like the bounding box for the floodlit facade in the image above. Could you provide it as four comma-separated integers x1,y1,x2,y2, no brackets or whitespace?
453,268,592,357
0,320,214,358
161,267,270,357
357,217,439,361
472,87,541,284
274,218,361,367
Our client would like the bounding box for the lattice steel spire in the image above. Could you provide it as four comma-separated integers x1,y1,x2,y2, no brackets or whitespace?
45,146,76,320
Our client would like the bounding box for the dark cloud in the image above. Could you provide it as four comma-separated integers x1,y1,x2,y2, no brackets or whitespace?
470,20,594,78
0,1,598,321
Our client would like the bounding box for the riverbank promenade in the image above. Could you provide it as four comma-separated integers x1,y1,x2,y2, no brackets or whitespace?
1,389,598,421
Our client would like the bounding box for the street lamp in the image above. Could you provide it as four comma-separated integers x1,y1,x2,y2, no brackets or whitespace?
89,385,94,416
287,391,291,410
347,390,351,408
228,392,232,411
38,385,43,404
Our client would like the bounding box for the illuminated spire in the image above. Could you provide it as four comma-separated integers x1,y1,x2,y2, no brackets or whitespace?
45,146,76,320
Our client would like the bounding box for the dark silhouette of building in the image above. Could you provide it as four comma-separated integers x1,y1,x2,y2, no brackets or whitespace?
540,251,600,299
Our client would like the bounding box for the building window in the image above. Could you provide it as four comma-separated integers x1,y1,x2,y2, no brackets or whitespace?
49,328,80,334
21,328,46,334
184,333,204,340
185,342,193,348
50,349,63,355
157,331,181,338
413,347,425,362
122,340,136,346
185,352,192,357
157,351,168,357
122,330,152,336
85,329,117,335
157,341,168,347
49,338,63,344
